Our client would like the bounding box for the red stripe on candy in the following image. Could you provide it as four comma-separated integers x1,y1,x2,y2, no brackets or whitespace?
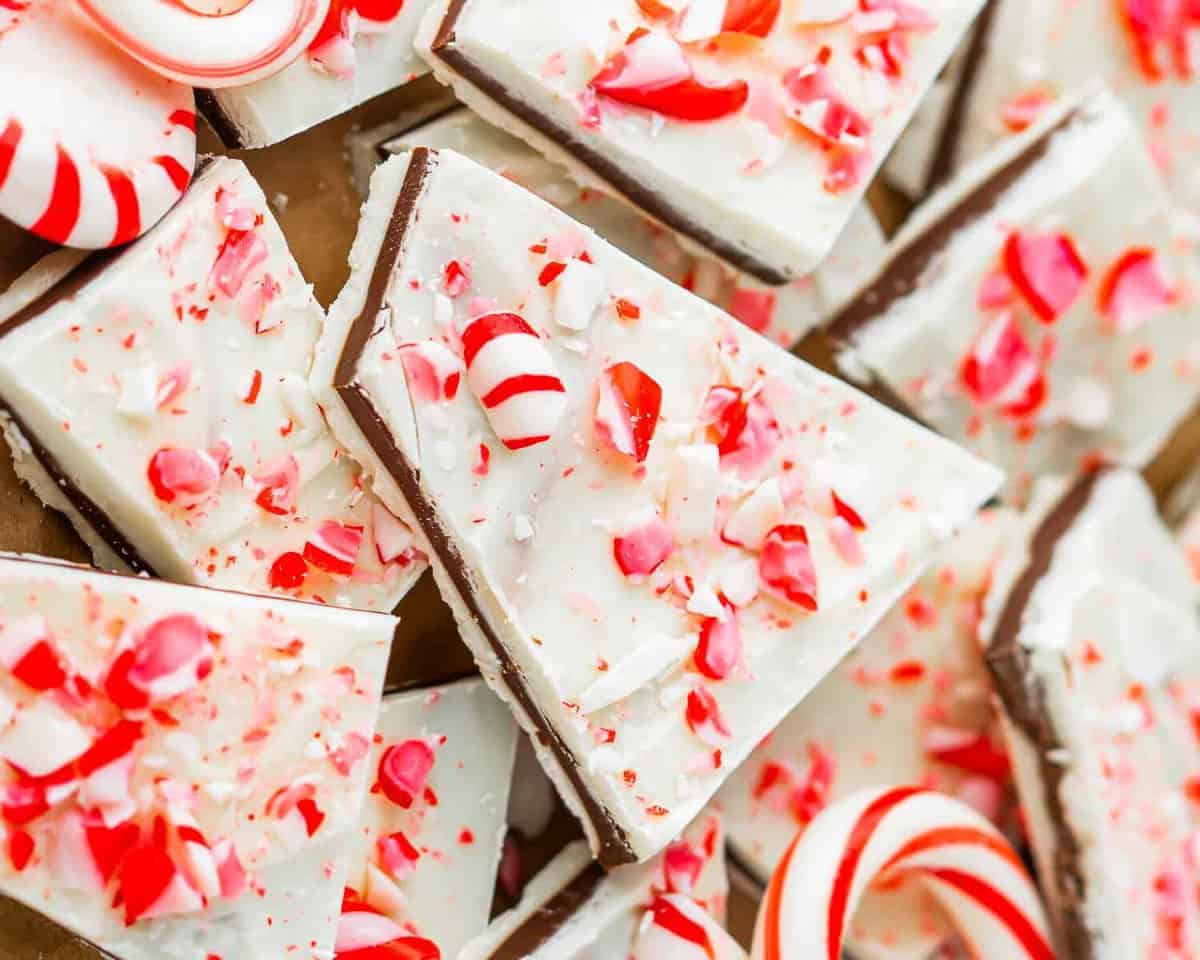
30,145,82,244
923,868,1055,960
502,435,552,451
827,787,927,960
153,155,191,193
0,119,21,191
881,826,1026,876
102,166,140,247
461,312,538,368
760,830,801,960
169,110,196,132
482,374,566,409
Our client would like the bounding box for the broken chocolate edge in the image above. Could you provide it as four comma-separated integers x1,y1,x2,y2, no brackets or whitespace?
983,470,1103,959
825,105,1079,346
921,0,999,195
429,0,790,287
331,146,637,868
489,857,606,960
195,89,250,151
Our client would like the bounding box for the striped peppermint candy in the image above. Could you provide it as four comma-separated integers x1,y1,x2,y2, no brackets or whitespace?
0,0,196,249
753,786,1054,960
461,312,567,451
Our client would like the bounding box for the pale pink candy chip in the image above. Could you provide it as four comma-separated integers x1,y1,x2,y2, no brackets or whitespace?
212,838,248,900
729,287,778,334
327,731,370,777
376,830,420,881
304,521,364,577
593,28,692,94
336,907,409,953
398,340,464,403
694,606,742,680
613,517,674,579
827,516,864,566
373,504,417,566
214,189,258,231
976,270,1014,309
959,312,1046,417
309,27,357,79
252,454,301,516
758,525,818,611
1003,230,1089,324
663,839,705,894
377,739,436,809
1097,247,1175,333
147,447,222,505
211,229,268,299
155,362,192,409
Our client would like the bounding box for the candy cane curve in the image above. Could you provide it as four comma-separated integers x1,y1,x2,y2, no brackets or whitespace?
74,0,330,88
752,786,1056,960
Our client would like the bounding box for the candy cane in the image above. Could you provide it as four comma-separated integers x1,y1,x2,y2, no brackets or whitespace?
752,786,1055,960
74,0,330,88
461,312,567,451
0,0,196,248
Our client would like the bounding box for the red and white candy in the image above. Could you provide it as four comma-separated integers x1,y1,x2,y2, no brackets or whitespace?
633,894,747,960
0,0,196,248
75,0,329,88
461,312,567,451
752,786,1054,960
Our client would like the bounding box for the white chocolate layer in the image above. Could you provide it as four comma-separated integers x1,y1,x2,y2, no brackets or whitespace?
312,147,1002,862
0,552,394,960
837,91,1200,504
717,508,1019,960
415,0,982,281
0,157,425,616
886,0,1200,211
201,2,435,148
340,677,518,958
461,812,729,960
367,107,885,347
983,470,1200,957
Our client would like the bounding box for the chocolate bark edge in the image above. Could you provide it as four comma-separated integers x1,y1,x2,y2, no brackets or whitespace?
331,146,637,868
195,90,250,151
921,0,999,195
428,0,790,287
825,105,1080,347
984,470,1103,959
489,858,605,960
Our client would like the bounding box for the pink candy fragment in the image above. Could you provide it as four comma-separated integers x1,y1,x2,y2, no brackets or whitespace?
377,739,436,809
1097,247,1175,333
613,516,674,579
1003,230,1089,324
758,525,818,611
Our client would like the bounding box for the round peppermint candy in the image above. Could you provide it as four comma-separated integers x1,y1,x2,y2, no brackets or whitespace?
75,0,330,88
0,0,196,248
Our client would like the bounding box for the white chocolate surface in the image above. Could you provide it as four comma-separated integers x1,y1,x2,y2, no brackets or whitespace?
415,0,983,280
838,92,1200,504
340,678,518,958
0,157,425,616
312,147,1002,862
0,552,394,960
374,106,886,346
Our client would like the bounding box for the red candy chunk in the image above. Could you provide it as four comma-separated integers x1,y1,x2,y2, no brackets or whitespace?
959,313,1047,418
119,841,204,926
0,616,67,691
722,0,782,36
303,522,364,577
1119,0,1200,80
377,829,421,881
831,491,866,531
644,897,714,954
1003,230,1089,324
662,839,705,894
613,516,674,578
253,454,300,516
104,614,214,709
923,726,1011,782
147,447,223,505
377,739,435,809
398,340,463,403
695,605,742,680
591,29,749,122
685,686,731,745
700,385,780,477
268,551,308,590
758,525,818,611
1097,247,1175,333
594,361,663,463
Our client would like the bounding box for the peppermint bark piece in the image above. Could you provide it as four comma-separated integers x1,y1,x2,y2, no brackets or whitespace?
984,469,1200,957
0,552,395,960
198,1,437,148
461,814,734,960
0,157,425,614
717,508,1018,960
336,677,518,959
356,106,886,347
831,90,1200,504
883,0,1200,208
312,147,1002,864
414,0,983,283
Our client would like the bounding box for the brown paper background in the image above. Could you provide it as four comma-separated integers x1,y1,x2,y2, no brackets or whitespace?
0,74,1197,957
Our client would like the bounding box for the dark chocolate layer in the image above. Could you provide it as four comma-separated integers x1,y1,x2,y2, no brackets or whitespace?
984,470,1103,959
826,105,1080,346
921,0,999,195
195,90,249,151
332,147,637,867
428,0,790,286
490,858,605,959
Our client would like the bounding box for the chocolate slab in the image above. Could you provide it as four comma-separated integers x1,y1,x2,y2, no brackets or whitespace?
331,147,636,868
489,859,605,960
426,1,789,286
